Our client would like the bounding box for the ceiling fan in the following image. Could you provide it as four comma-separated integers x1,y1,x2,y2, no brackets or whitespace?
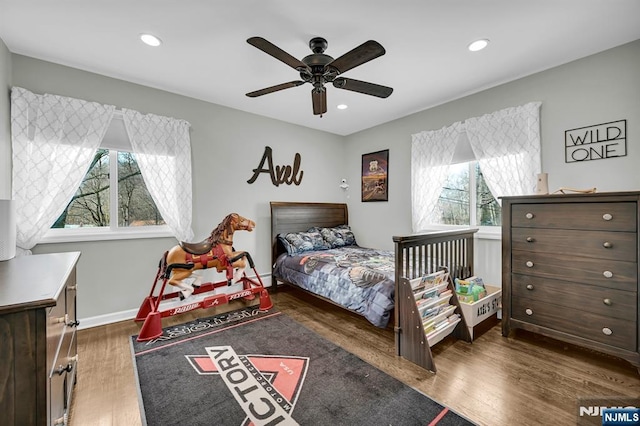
245,36,393,116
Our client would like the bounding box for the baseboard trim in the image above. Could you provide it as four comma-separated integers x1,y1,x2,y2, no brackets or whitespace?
78,273,273,330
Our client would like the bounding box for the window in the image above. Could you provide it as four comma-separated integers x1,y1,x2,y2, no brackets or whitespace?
42,114,173,242
51,148,165,230
435,161,501,227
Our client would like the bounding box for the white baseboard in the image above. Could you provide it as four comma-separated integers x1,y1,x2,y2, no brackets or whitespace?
77,273,273,330
78,308,140,330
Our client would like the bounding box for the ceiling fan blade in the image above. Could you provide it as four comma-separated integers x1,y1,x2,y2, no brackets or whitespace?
247,37,311,72
312,88,327,116
326,40,386,74
333,77,393,98
246,81,305,97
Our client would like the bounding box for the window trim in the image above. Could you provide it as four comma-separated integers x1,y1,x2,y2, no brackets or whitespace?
41,225,174,243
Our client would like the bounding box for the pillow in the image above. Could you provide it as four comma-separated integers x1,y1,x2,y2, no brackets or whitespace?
320,225,357,248
278,229,331,255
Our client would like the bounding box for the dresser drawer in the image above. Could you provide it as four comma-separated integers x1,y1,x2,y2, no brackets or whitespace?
50,364,66,426
46,295,67,375
512,250,637,292
511,202,637,231
511,228,637,261
512,296,636,351
512,274,637,321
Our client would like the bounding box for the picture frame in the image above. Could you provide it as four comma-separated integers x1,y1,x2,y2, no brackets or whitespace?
361,149,389,202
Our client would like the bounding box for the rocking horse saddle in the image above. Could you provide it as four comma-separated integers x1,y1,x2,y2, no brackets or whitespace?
179,238,214,255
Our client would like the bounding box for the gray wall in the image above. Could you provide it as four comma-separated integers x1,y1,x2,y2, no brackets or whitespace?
0,38,11,199
2,39,639,324
9,54,344,323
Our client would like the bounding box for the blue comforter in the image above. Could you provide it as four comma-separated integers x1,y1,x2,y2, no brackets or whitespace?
273,246,395,327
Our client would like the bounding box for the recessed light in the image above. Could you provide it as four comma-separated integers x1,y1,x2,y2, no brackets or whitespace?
337,104,348,110
468,39,489,52
140,33,162,47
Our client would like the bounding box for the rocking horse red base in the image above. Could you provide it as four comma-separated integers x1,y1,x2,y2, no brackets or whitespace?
134,213,273,342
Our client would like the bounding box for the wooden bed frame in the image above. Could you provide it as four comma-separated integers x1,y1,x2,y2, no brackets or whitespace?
270,201,478,371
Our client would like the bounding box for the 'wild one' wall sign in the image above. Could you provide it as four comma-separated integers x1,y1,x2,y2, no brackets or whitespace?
247,146,303,186
565,119,627,163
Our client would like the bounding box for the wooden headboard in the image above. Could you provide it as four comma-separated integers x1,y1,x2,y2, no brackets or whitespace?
270,202,348,269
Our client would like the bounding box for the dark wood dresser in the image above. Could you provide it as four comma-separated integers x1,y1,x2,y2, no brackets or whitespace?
501,192,639,371
0,252,80,425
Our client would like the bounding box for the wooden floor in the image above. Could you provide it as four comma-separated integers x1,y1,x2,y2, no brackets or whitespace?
70,286,640,426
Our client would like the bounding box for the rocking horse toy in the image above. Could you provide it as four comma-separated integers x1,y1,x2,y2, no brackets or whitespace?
135,213,272,342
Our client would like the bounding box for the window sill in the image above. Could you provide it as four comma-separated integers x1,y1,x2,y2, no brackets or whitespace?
40,226,175,244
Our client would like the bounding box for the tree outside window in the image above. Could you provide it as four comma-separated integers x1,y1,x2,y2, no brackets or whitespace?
52,149,164,229
435,162,501,227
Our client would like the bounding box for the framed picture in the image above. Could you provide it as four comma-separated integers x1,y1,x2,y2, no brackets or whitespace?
361,149,389,202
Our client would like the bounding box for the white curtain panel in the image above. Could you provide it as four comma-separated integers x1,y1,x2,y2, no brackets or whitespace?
466,102,542,202
411,121,463,232
11,87,115,252
122,109,194,242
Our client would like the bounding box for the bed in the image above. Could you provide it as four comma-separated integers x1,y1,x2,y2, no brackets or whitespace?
270,202,478,332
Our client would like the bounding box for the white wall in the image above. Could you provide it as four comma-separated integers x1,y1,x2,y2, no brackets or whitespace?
10,54,344,323
345,40,640,286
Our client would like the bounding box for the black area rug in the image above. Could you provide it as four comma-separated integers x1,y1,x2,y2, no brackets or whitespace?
131,306,475,426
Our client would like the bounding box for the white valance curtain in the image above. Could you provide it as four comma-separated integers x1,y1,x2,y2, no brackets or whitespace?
410,102,542,232
466,102,542,200
122,109,194,242
11,87,115,252
411,121,463,232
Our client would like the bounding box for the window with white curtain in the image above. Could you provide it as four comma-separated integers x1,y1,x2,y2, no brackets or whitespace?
11,87,194,249
46,114,171,241
411,102,541,234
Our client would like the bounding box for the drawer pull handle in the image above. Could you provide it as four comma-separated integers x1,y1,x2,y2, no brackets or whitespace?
525,212,534,219
602,327,613,336
603,298,612,306
525,308,533,316
67,285,77,291
54,314,69,324
526,284,534,290
603,241,612,248
603,270,613,278
526,237,535,243
54,363,73,375
526,261,534,268
602,213,613,221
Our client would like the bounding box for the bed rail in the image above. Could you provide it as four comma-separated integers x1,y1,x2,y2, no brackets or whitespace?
393,228,477,283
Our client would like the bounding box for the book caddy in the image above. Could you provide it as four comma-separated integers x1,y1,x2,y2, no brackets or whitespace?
454,276,502,340
397,269,471,372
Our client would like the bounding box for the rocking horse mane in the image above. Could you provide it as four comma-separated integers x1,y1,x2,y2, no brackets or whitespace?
208,213,237,244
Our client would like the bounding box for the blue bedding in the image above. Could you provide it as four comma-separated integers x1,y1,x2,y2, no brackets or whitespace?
273,245,395,327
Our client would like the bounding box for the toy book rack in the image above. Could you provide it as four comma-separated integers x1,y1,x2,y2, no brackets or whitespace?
135,250,272,342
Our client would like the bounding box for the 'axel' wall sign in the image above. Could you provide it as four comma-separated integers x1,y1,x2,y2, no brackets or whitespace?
247,146,303,186
565,119,627,163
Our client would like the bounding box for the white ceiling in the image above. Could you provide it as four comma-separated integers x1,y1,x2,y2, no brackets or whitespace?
1,1,639,136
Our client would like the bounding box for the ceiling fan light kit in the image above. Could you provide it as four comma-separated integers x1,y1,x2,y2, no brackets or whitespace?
246,36,393,116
